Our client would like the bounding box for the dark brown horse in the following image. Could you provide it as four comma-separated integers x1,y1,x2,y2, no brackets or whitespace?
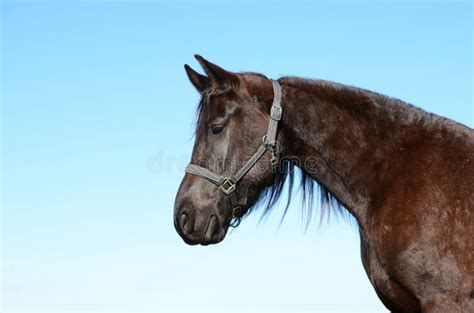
174,55,473,313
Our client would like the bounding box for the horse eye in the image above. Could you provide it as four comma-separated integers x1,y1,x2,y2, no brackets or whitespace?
211,124,225,135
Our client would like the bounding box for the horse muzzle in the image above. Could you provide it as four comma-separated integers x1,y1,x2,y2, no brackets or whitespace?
174,208,229,245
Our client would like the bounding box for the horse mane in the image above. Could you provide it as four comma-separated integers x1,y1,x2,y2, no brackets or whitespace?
254,157,346,228
253,76,421,227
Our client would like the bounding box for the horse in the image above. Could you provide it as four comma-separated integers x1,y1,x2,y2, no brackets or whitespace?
173,55,473,313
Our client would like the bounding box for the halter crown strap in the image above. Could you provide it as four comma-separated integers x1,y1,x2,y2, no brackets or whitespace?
264,80,282,147
185,79,283,205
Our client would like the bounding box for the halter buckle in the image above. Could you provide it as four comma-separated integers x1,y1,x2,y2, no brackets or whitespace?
270,105,282,120
220,178,236,195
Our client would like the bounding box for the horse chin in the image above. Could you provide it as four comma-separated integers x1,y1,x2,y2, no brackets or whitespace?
198,233,226,246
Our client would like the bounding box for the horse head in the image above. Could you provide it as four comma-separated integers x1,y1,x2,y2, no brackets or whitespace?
174,55,283,245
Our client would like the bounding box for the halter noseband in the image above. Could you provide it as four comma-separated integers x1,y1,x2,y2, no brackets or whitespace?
185,80,283,219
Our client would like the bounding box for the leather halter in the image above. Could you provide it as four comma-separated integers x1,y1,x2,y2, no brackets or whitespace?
185,80,282,219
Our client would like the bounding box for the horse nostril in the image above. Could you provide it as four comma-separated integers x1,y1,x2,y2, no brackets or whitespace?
203,215,218,241
179,212,192,235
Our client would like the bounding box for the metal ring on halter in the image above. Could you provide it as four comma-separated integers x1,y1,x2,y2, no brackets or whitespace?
232,206,242,218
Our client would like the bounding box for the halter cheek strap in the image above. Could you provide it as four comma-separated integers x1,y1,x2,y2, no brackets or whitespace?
185,80,283,218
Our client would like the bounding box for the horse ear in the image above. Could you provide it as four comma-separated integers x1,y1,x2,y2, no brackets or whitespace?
184,64,210,93
194,54,239,88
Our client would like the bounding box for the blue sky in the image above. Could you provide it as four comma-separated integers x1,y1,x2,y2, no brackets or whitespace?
1,1,472,312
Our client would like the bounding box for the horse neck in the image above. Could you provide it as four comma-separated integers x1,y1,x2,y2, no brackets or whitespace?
277,78,426,223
